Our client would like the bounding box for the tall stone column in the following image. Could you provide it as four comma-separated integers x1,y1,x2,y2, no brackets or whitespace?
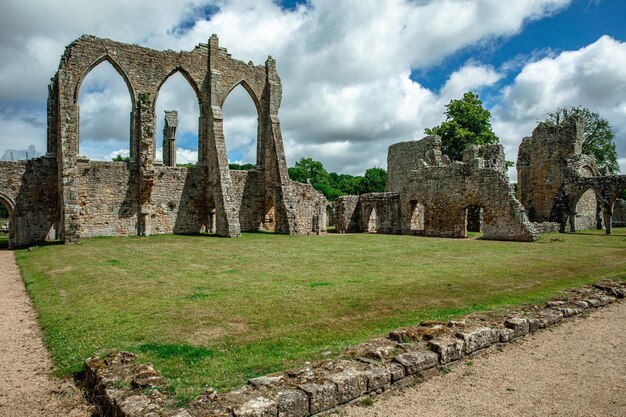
163,110,178,167
205,34,241,237
136,93,156,236
262,56,297,234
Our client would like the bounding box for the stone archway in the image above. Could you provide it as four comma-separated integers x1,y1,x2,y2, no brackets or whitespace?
262,197,276,232
363,204,377,233
0,192,16,249
408,200,425,233
465,205,483,233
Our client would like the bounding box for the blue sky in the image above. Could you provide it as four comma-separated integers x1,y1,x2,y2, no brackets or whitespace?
0,0,625,178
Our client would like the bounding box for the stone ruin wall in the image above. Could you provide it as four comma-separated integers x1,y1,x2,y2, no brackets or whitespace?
336,136,537,242
613,199,626,226
0,35,328,247
517,120,583,222
0,158,58,247
517,118,626,233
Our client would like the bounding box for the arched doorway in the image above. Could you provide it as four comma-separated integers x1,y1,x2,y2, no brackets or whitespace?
325,205,334,230
363,204,377,233
0,193,16,249
408,200,425,233
465,205,483,233
262,197,276,232
575,166,601,231
575,187,599,231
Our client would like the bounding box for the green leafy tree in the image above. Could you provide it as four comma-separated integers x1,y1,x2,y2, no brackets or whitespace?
425,91,499,160
361,167,387,193
287,158,387,200
544,106,619,174
228,163,254,170
0,204,8,218
288,158,330,185
112,154,130,162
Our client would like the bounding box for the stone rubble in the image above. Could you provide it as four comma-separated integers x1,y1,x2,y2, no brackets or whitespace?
82,280,626,417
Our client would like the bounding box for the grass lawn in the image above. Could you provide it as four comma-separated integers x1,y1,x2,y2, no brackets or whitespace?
14,228,626,402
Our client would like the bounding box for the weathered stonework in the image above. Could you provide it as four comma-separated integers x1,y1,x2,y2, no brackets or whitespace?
81,280,625,417
613,199,626,227
336,136,537,241
517,118,626,234
0,35,327,247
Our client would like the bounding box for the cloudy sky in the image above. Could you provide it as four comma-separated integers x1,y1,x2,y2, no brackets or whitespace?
1,0,625,179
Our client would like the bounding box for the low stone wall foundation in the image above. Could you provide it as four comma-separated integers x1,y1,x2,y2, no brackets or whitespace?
82,280,625,417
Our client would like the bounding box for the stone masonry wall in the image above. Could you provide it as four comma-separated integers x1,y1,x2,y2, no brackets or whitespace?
289,181,328,234
76,161,138,238
0,159,58,247
0,34,327,247
517,119,584,222
229,169,265,232
345,136,537,241
150,165,207,234
517,118,626,233
613,199,626,227
335,195,361,233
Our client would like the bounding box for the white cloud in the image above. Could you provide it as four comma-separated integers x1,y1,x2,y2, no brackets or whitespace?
493,35,626,175
10,0,626,179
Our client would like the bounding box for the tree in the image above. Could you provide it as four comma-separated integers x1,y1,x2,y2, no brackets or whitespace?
544,106,619,174
228,163,254,170
287,157,387,200
425,91,499,160
361,167,387,193
288,158,330,185
112,154,130,162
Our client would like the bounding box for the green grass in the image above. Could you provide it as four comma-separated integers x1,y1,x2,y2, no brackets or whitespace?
14,228,626,402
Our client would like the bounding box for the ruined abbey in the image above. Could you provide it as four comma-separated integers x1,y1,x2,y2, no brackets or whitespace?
0,36,624,248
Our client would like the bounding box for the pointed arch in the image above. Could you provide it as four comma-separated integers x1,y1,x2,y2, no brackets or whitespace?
74,55,135,105
221,81,261,166
154,69,201,163
221,80,262,115
0,192,16,249
155,67,201,106
76,57,134,161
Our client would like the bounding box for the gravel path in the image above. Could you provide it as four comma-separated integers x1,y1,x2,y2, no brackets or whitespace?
0,249,92,417
338,300,626,417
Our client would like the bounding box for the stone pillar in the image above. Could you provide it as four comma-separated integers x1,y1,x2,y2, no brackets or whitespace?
205,34,241,237
163,110,178,167
136,92,156,236
262,55,297,234
569,211,577,232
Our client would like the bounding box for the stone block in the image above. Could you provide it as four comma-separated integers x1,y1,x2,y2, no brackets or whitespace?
249,375,283,388
504,317,530,338
299,381,337,414
527,318,543,332
364,366,391,391
428,337,465,363
234,397,278,417
537,309,563,326
457,327,500,353
393,350,438,374
277,389,308,417
328,368,368,404
499,328,515,342
553,307,581,318
387,363,405,382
